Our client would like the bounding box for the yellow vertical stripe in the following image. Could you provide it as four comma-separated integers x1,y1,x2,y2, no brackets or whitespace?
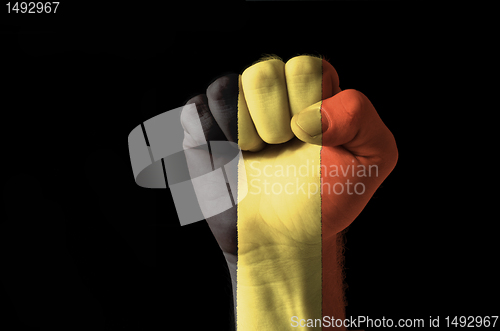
237,56,323,330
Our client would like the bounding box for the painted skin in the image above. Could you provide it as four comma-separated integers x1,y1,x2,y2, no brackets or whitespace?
181,55,398,330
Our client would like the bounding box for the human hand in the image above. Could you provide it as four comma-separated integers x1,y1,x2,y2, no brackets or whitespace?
180,55,398,330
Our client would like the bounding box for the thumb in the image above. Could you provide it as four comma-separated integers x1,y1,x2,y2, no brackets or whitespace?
290,100,324,145
291,89,398,161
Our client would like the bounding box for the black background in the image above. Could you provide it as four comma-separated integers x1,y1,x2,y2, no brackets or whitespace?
1,2,497,330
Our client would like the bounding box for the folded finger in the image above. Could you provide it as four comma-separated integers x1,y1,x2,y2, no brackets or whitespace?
237,75,266,152
241,58,294,144
285,55,323,117
206,74,239,143
181,94,226,148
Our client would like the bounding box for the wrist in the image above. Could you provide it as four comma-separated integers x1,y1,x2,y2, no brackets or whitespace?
237,243,322,330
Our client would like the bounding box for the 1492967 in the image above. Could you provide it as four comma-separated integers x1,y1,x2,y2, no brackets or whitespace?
6,2,59,13
445,316,498,328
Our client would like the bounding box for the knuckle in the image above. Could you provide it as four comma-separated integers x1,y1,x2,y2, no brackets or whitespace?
242,59,285,89
285,55,322,77
206,74,238,101
340,89,366,119
185,94,207,107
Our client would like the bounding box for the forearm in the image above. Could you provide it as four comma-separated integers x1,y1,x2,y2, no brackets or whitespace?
231,234,346,331
237,242,323,330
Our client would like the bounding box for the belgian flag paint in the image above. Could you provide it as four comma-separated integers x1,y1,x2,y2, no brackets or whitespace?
237,55,397,330
181,54,397,330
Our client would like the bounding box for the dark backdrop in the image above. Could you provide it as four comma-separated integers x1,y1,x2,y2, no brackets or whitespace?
1,2,496,330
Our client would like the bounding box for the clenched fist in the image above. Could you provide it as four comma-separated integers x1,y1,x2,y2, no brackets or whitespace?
181,55,398,330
